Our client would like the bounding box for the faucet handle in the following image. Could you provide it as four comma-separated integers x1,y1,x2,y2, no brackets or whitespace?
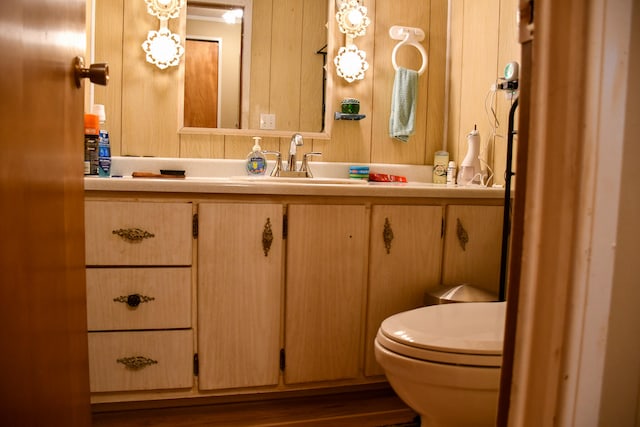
262,150,282,177
300,152,322,178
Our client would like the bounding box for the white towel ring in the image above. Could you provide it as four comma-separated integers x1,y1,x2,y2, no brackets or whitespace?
390,25,428,75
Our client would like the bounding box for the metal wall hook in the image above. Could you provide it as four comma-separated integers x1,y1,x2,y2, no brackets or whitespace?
73,56,109,88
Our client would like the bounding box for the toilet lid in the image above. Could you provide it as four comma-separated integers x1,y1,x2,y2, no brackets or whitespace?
378,302,506,364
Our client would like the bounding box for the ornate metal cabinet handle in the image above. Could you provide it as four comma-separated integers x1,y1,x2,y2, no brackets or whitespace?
116,356,158,370
383,217,394,254
262,217,273,256
113,293,155,308
112,228,155,243
456,218,469,251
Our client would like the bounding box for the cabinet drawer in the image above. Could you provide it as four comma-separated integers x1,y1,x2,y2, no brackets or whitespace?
86,268,191,331
85,201,193,266
88,330,193,393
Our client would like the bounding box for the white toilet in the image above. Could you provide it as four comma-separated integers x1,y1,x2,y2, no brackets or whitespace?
374,301,506,427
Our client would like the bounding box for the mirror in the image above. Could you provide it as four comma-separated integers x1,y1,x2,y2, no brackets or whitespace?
184,3,248,129
118,0,329,134
184,1,328,133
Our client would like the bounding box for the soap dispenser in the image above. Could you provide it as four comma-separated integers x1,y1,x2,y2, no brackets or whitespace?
246,136,267,175
457,125,482,185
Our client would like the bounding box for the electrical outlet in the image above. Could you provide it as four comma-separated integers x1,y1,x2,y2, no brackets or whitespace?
260,114,276,130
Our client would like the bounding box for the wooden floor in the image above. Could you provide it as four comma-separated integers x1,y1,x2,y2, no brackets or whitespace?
92,388,418,427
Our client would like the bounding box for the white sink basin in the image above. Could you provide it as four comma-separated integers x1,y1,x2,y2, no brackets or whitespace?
227,176,367,185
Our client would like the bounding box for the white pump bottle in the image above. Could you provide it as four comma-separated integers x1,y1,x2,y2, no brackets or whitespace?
457,125,482,185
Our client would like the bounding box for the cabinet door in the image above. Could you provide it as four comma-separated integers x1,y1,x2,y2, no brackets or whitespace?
365,205,444,376
285,204,368,384
197,203,283,390
442,205,504,295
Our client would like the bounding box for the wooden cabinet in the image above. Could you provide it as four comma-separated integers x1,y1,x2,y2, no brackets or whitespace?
284,204,368,384
84,200,194,393
197,203,283,390
365,205,444,376
84,195,503,402
442,205,504,296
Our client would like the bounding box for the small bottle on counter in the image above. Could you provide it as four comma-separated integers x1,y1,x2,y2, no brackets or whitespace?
84,113,100,176
93,104,111,177
433,151,449,184
246,136,267,175
446,161,457,185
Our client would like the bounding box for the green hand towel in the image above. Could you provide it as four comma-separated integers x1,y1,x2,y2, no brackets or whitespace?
389,67,418,142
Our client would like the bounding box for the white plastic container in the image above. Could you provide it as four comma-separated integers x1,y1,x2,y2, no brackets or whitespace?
457,126,482,185
432,151,449,184
446,161,456,185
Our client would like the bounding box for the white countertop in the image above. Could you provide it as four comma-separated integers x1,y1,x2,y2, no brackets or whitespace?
84,176,505,199
85,157,506,199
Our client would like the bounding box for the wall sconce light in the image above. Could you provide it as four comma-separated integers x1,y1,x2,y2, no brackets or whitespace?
336,0,370,38
145,0,184,20
142,24,184,69
335,0,370,83
334,44,369,83
222,9,244,24
142,0,185,69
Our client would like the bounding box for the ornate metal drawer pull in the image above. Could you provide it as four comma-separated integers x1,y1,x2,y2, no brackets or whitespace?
117,356,158,370
383,217,394,254
456,218,469,251
112,228,155,243
262,217,273,256
113,293,155,308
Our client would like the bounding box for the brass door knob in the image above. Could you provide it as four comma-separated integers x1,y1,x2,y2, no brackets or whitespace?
73,56,108,88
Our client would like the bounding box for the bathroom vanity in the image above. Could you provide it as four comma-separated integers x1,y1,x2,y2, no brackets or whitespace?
84,167,504,404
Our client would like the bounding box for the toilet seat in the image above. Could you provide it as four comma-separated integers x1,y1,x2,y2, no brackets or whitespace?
376,301,506,367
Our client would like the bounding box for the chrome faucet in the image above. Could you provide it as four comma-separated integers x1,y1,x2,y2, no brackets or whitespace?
264,134,321,178
287,133,304,171
300,152,322,178
262,151,283,177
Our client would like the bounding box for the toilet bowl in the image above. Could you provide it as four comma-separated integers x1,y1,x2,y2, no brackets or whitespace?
374,301,506,427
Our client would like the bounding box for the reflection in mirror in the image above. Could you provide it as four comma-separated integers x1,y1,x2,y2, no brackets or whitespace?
183,0,328,133
185,2,249,129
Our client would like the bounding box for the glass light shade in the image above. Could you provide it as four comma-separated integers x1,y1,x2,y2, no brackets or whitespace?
334,44,369,83
336,0,370,38
144,0,185,20
141,27,184,69
222,9,243,24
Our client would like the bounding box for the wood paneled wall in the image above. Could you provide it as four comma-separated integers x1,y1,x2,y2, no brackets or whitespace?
447,0,520,185
92,0,519,176
248,0,327,133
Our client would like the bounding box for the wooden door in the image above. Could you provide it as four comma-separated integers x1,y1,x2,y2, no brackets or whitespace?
197,203,283,390
184,39,219,128
442,205,504,295
284,204,368,384
365,205,444,376
0,0,91,425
